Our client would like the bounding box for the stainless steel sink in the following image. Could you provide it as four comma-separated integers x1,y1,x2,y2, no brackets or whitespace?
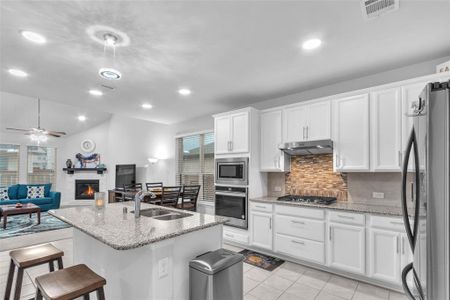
130,208,192,220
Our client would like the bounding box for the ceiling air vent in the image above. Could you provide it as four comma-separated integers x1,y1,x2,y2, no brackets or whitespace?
361,0,399,19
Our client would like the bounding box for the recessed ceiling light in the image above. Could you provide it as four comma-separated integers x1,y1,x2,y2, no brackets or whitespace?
99,68,122,80
302,38,322,50
78,115,87,122
8,68,28,77
89,89,103,96
178,88,191,96
141,103,153,109
21,30,47,44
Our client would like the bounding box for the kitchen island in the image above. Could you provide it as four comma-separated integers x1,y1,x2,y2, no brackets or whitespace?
49,203,228,300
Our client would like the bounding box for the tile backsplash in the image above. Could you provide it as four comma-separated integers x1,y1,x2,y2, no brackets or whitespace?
285,154,348,201
267,154,403,205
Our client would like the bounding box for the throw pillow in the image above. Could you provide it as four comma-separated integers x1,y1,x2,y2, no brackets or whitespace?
26,185,45,199
0,187,9,200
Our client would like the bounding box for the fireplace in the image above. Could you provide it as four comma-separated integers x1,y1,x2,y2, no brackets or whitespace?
75,180,99,200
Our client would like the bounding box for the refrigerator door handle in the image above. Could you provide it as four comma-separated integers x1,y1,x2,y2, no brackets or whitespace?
402,263,425,300
401,127,420,252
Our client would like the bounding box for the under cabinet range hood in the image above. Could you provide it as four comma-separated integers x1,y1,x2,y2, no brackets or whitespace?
279,139,333,156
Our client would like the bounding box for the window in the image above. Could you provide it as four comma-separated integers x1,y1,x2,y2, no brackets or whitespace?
27,146,56,185
0,144,20,186
176,132,214,202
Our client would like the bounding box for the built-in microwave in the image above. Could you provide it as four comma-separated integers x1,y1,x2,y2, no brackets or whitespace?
215,157,248,186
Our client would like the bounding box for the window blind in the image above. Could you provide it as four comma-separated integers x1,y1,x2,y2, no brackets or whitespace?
176,132,214,202
27,146,56,186
0,144,20,186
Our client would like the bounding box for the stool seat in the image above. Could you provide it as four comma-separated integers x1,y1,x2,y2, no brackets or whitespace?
10,243,64,268
35,264,106,300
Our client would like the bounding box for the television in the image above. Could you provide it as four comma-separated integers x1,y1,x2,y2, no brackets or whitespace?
115,164,136,188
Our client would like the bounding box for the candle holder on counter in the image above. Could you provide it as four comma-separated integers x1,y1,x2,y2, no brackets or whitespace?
94,192,106,209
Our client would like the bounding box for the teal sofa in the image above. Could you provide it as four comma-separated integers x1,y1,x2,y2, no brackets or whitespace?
0,184,61,211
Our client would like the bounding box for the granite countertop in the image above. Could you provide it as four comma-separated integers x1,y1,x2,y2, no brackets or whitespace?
49,203,228,250
250,196,416,217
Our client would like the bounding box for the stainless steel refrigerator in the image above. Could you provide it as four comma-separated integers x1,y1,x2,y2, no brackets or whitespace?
401,80,450,300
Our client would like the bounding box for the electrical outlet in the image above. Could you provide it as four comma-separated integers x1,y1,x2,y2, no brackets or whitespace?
274,186,282,192
158,257,169,278
372,192,385,199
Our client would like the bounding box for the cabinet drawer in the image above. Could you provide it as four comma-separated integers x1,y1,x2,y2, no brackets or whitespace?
275,215,325,242
250,201,273,213
329,211,365,226
275,205,325,220
223,229,249,244
275,234,325,264
369,215,406,232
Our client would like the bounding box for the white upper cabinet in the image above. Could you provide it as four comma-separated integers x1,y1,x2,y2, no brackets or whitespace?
332,94,370,172
283,100,331,143
260,109,289,172
284,105,308,142
308,101,331,141
370,88,402,171
214,111,249,154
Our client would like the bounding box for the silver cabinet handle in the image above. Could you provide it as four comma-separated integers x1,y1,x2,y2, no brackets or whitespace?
291,240,305,245
396,236,400,254
225,233,233,238
230,141,233,151
291,220,305,225
410,182,414,202
306,126,309,140
227,141,231,151
398,151,402,168
329,227,332,241
302,126,305,140
337,214,354,220
402,236,405,254
335,154,339,169
269,217,272,230
390,221,404,226
255,205,266,209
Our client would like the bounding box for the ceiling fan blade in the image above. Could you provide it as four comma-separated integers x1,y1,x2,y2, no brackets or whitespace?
46,130,66,136
6,128,32,132
47,133,63,137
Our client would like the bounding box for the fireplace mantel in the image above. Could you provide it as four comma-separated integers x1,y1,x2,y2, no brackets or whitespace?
63,167,107,175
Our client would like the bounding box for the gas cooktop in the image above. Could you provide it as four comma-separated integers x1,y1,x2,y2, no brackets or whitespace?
276,195,337,205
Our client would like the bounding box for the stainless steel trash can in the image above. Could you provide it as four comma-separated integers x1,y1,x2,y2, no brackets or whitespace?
189,248,245,300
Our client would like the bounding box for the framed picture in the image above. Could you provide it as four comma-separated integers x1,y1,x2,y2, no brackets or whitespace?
436,60,450,73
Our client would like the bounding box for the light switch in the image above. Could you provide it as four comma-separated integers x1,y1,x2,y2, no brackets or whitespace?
372,192,385,199
274,186,282,192
158,257,169,278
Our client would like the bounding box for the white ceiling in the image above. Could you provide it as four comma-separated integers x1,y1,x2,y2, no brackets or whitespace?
1,0,449,125
0,92,111,137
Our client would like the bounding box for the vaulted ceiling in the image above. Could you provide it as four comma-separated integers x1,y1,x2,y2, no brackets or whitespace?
1,0,449,125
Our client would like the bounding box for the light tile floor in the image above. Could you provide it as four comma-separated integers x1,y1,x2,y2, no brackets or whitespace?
0,238,407,300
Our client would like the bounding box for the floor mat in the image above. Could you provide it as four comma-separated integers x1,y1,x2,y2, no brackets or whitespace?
239,249,284,271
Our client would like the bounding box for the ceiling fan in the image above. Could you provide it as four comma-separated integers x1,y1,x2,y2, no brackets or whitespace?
6,97,66,144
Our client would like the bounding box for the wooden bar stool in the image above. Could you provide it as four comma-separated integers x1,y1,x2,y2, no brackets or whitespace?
4,243,64,300
34,264,106,300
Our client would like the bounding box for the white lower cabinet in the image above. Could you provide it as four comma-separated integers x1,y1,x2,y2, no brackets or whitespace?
328,222,366,275
368,228,401,283
275,234,325,264
250,211,273,250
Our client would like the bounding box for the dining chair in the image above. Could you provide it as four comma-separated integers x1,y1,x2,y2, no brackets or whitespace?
146,182,163,204
177,185,200,211
161,186,182,208
123,183,143,201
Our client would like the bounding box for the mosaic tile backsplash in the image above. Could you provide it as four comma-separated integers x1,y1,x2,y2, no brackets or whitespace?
285,154,348,201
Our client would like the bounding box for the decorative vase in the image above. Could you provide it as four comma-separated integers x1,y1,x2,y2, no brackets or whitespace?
66,159,73,168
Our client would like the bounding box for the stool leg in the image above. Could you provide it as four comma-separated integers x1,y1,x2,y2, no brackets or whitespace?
83,294,90,300
49,260,55,272
13,267,24,300
57,257,64,269
97,287,106,300
34,287,43,300
4,259,15,300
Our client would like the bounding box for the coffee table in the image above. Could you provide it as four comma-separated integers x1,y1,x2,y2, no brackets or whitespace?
0,203,41,229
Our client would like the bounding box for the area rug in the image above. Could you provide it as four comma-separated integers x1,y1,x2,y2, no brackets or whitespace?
0,212,71,239
239,249,285,271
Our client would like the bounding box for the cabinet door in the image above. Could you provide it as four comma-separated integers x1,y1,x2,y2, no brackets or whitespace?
250,211,273,250
261,110,284,171
328,223,365,275
333,94,370,171
370,88,402,171
308,101,331,141
230,112,249,154
368,229,401,283
284,105,308,143
215,116,231,154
